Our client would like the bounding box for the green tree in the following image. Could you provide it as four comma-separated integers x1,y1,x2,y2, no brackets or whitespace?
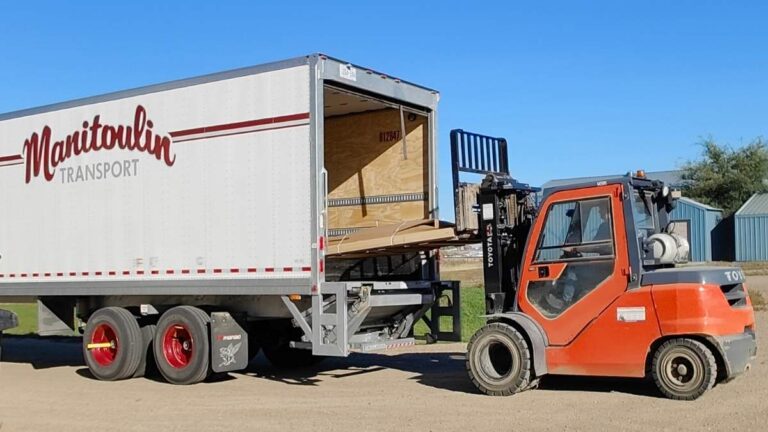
681,138,768,215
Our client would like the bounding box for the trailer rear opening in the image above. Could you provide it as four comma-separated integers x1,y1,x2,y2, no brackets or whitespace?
0,54,461,384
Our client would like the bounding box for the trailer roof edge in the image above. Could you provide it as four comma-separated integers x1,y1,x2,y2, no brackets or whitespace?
0,53,439,122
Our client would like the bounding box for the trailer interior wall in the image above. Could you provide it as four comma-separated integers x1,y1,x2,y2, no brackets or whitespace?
322,84,435,281
323,85,430,235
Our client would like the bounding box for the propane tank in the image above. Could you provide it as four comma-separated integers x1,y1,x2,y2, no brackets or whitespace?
646,233,690,264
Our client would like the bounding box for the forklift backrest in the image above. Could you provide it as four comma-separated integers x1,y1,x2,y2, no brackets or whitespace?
450,129,511,233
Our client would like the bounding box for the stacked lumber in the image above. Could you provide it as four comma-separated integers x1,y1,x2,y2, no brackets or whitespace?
326,219,458,257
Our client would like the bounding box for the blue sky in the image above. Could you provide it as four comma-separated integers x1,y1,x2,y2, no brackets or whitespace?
1,1,766,215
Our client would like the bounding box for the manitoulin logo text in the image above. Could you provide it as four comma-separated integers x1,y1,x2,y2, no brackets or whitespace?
22,105,175,183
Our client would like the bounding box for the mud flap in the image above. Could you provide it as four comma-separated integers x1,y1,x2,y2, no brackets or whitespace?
210,312,248,373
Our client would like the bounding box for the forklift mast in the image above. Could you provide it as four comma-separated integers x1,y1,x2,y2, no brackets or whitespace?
450,129,539,314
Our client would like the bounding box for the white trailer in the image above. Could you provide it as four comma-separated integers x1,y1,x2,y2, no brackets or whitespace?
0,54,459,384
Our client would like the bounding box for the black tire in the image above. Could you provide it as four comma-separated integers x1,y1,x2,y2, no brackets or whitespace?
652,338,717,400
133,323,156,378
263,343,322,369
247,326,261,362
153,306,211,385
82,307,143,381
466,322,532,396
261,322,323,369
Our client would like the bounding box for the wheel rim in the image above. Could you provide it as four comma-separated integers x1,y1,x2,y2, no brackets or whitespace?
91,323,119,366
660,347,704,393
163,323,194,369
476,335,521,384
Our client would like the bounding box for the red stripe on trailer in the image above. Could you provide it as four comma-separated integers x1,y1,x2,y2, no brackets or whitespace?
169,112,310,138
0,154,23,163
136,270,145,275
151,270,159,275
213,269,223,274
172,124,305,143
69,272,77,276
95,271,102,276
44,273,51,277
166,270,175,275
230,268,240,273
247,268,257,273
81,272,89,276
301,267,311,272
265,268,275,272
109,271,117,276
20,273,28,277
122,271,130,276
197,269,206,274
283,267,293,272
57,272,64,277
181,269,190,274
32,273,39,277
9,274,15,278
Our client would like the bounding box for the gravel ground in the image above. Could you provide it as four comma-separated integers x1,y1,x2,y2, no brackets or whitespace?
0,279,765,432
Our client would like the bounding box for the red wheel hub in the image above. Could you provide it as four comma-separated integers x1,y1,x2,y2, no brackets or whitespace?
91,323,119,366
163,323,194,369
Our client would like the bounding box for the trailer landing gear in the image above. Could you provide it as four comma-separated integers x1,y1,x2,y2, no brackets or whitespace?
82,307,143,381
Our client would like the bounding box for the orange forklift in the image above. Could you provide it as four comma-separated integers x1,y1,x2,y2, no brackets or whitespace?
451,130,757,400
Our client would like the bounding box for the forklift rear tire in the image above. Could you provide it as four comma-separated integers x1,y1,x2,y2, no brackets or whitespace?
466,322,532,396
652,338,717,400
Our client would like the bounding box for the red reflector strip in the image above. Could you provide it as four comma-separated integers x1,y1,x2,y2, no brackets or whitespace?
197,269,206,274
301,267,312,272
151,270,159,275
247,268,257,273
283,267,293,272
230,268,240,273
181,269,190,274
167,270,175,275
213,269,223,274
265,268,275,272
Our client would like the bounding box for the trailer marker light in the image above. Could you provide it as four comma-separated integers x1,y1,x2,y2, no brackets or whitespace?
289,294,301,302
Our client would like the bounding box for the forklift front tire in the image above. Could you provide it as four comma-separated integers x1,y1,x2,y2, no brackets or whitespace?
467,322,532,396
652,338,717,400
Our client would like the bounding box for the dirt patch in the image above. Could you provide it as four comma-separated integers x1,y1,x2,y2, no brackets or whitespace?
0,315,765,432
